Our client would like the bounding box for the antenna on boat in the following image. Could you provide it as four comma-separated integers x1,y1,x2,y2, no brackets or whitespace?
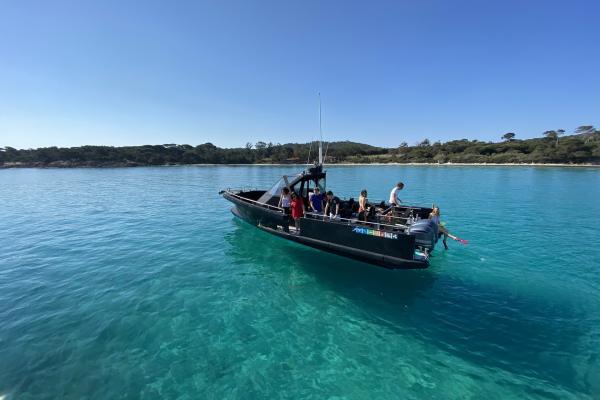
318,93,323,166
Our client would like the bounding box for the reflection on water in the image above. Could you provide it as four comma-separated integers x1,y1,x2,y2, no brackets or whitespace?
2,166,599,399
226,219,593,394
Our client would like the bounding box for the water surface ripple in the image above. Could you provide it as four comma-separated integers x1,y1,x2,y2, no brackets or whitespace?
1,166,599,399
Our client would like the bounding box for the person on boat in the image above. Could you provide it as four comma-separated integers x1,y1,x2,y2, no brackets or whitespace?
381,182,405,221
339,198,354,219
429,206,459,250
290,192,305,230
308,187,324,213
389,182,404,206
358,189,369,222
278,187,291,215
324,191,341,219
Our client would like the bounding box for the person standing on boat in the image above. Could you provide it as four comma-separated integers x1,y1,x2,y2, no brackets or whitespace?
389,182,404,206
290,192,305,230
324,191,341,219
308,187,324,213
358,189,369,222
278,187,292,215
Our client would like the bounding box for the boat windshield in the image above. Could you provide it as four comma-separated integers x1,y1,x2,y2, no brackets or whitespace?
299,177,326,198
257,174,302,205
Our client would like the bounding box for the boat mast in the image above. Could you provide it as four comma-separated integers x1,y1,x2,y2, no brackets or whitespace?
318,93,323,166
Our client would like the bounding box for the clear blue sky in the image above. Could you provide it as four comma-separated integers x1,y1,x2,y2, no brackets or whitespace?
1,0,599,149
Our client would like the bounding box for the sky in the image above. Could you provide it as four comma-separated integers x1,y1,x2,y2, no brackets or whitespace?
0,0,599,149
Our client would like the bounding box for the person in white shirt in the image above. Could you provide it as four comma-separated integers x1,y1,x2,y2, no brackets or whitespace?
389,182,404,206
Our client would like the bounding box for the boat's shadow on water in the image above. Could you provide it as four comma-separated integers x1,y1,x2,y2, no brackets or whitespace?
225,220,592,395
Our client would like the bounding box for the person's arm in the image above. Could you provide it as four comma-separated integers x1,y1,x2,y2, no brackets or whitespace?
278,195,282,207
335,203,340,216
324,202,329,215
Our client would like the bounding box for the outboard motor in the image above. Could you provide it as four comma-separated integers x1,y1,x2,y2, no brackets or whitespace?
408,219,439,252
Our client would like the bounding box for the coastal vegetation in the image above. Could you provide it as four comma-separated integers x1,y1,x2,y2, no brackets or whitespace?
1,126,599,167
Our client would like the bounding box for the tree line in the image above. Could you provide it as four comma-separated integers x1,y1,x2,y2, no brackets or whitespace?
1,126,599,167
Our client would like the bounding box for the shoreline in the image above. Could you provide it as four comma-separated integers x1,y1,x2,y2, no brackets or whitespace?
1,161,599,169
244,162,600,168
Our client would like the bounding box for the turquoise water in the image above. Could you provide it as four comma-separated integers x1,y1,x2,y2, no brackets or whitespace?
1,165,599,399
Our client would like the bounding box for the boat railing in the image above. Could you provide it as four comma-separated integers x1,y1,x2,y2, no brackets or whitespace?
223,189,424,226
224,190,283,212
304,211,408,231
226,187,261,193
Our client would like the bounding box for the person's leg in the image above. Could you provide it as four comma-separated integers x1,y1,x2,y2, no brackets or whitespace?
438,225,449,249
283,207,290,232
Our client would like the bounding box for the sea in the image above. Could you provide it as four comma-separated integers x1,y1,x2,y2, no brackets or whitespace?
1,165,599,399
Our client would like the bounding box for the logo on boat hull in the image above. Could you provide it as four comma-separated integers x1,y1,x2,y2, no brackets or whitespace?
352,227,398,240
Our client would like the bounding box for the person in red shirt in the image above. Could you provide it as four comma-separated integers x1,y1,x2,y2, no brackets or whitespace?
290,192,305,231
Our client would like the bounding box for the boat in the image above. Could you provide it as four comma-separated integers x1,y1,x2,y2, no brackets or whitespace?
220,165,438,269
220,99,441,269
220,162,441,270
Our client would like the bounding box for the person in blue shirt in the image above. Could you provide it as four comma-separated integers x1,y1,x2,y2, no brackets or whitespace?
308,187,324,213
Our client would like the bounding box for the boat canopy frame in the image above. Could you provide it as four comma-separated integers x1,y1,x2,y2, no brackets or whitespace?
256,165,326,206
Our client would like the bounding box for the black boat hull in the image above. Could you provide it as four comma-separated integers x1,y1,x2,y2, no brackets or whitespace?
257,224,428,269
225,193,428,270
223,191,284,228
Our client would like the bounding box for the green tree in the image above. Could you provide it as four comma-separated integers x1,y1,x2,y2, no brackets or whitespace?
543,130,560,147
502,132,516,142
576,125,596,143
576,125,594,134
556,129,565,146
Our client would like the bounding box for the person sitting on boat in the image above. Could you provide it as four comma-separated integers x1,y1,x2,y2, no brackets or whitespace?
339,198,354,219
358,189,369,222
429,206,460,250
278,187,291,216
308,187,324,213
324,191,341,219
290,192,305,230
389,182,404,207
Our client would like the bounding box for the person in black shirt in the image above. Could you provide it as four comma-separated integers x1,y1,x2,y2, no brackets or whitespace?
324,191,341,219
